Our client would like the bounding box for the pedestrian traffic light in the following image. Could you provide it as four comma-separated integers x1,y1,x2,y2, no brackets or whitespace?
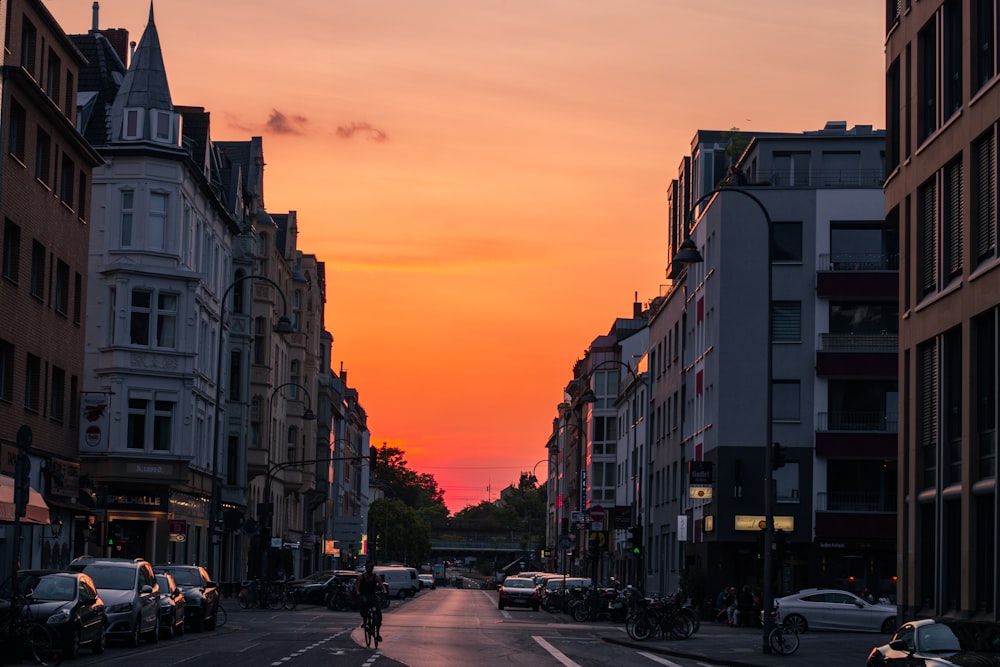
771,442,787,470
630,526,642,556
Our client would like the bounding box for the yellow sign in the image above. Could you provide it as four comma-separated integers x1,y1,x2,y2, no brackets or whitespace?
689,485,713,499
734,515,794,531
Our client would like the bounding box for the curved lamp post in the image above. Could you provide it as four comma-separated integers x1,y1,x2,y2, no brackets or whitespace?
260,381,316,578
209,274,295,578
673,186,775,655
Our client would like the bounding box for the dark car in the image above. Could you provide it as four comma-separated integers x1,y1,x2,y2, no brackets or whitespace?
498,577,539,611
153,565,219,632
154,573,186,639
286,570,357,605
67,556,159,647
867,618,1000,666
22,571,107,659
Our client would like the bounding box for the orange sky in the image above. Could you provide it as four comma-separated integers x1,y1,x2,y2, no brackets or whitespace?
50,1,885,512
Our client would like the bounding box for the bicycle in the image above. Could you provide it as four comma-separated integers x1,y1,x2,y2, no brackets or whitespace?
361,599,382,649
767,601,800,656
0,594,57,664
215,603,227,627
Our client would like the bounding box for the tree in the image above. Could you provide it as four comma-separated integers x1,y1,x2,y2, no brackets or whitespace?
373,446,448,523
368,497,431,565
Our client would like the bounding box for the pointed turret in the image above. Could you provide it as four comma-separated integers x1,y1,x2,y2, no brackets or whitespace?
108,2,180,145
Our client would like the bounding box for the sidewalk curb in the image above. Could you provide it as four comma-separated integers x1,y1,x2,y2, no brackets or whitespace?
602,635,771,667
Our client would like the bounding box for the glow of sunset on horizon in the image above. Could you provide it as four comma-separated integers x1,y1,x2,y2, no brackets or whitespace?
49,0,884,512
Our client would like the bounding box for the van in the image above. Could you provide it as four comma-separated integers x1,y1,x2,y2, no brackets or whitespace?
375,566,419,599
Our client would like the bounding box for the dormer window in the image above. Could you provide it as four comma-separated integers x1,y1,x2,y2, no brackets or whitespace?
152,110,172,143
123,108,143,139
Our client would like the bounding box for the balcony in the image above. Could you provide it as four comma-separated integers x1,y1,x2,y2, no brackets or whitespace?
247,447,269,477
818,253,899,272
816,334,897,378
816,411,897,433
816,491,896,513
815,412,897,457
817,254,898,299
819,333,898,352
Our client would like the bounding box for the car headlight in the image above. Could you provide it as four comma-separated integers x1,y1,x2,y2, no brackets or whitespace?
47,609,71,625
108,602,133,614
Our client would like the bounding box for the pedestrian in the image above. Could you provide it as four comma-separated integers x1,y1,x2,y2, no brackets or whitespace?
726,587,738,626
715,587,729,622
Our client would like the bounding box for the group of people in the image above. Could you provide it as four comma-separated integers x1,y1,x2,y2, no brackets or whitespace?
715,585,760,627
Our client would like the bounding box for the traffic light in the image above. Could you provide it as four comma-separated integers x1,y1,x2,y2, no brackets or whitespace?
369,447,378,476
771,442,787,470
630,526,642,556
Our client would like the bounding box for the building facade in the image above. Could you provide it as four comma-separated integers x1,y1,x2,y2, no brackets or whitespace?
886,0,1000,621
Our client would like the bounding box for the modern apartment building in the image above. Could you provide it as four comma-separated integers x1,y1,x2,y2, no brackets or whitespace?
670,123,895,598
886,0,1000,620
0,0,101,575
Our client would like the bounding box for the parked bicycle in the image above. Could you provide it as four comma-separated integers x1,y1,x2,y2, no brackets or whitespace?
237,579,280,609
625,594,696,641
0,592,56,664
767,600,800,656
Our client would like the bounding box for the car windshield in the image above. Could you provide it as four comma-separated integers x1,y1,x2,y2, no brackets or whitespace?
161,569,202,587
299,572,333,584
31,576,75,602
83,565,134,591
156,576,172,590
919,624,962,653
503,579,534,589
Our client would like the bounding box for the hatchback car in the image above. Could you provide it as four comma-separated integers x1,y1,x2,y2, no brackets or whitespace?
20,571,107,659
67,556,159,646
775,588,896,633
285,570,357,605
154,573,186,639
498,577,539,611
867,618,1000,666
153,565,219,632
418,574,435,590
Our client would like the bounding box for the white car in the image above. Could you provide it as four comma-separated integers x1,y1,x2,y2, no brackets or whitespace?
776,588,896,634
418,574,435,590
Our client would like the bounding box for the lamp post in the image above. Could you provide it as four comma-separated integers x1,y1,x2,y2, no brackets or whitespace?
209,274,294,578
673,186,775,655
578,358,642,586
260,381,316,579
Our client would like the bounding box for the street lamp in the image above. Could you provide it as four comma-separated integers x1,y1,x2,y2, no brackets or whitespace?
673,185,775,655
209,274,295,578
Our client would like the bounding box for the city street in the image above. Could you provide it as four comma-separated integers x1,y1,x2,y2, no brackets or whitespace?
62,586,886,666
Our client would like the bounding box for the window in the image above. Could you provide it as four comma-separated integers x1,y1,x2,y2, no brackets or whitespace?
772,301,802,342
973,0,996,92
774,462,800,503
77,172,88,221
253,317,265,364
591,370,619,409
45,49,61,102
120,190,134,247
772,381,801,422
973,130,997,264
54,259,69,315
943,1,963,118
918,178,938,297
152,110,171,142
123,108,142,139
228,350,241,400
30,240,45,299
289,360,300,399
149,192,167,250
830,302,898,335
943,328,963,485
129,288,178,348
127,396,174,451
0,338,14,402
64,71,74,116
3,220,20,282
918,341,939,489
24,353,40,412
943,157,963,280
20,19,37,75
35,129,51,185
830,222,899,270
50,366,65,422
8,100,26,161
772,221,802,262
918,20,938,141
60,155,75,206
73,272,82,324
974,311,996,478
292,290,301,331
887,57,901,172
918,2,963,141
773,152,810,186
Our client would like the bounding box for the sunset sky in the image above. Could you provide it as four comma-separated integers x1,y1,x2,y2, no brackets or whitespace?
50,1,885,512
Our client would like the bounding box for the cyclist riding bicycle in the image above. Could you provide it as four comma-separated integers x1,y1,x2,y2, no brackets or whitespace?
355,561,387,641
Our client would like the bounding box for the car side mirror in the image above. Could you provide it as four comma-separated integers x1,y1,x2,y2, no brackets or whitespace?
888,639,910,653
207,581,218,589
141,585,153,594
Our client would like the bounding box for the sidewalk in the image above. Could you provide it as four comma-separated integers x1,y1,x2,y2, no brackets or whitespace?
602,620,879,666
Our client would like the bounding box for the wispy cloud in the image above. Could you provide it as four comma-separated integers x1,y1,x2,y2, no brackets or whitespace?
267,109,309,134
326,235,534,272
336,121,388,142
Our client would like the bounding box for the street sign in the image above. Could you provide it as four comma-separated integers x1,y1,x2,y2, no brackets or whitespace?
589,505,606,531
570,510,585,523
558,534,573,550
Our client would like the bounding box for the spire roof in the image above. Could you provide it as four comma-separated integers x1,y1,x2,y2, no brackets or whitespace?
108,2,173,141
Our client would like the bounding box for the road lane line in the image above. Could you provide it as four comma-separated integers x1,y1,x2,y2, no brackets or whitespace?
533,636,581,667
637,651,685,667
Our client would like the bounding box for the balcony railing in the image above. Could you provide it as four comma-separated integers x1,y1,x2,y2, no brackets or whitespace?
816,411,898,433
737,168,884,189
819,333,898,352
818,253,899,271
816,491,897,513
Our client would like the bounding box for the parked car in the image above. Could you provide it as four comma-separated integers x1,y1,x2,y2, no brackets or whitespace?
17,571,107,659
286,570,357,605
866,618,1000,666
154,573,186,639
153,565,219,632
374,566,419,599
498,576,539,611
67,556,159,647
418,574,435,590
774,588,896,633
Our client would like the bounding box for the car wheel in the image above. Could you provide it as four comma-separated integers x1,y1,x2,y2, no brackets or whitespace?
146,617,159,644
784,613,807,634
67,626,81,660
92,626,106,655
881,617,896,634
162,617,175,639
176,618,185,636
498,602,504,610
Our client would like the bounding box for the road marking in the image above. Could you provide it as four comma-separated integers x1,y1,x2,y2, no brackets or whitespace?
637,652,685,667
533,636,581,667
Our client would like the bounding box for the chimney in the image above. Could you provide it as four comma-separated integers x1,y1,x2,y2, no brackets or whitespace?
92,2,99,31
633,291,642,318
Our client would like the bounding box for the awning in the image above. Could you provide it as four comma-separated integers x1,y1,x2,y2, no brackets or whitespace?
0,474,50,525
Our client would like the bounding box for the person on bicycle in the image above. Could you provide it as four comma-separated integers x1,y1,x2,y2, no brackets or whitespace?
355,561,386,640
